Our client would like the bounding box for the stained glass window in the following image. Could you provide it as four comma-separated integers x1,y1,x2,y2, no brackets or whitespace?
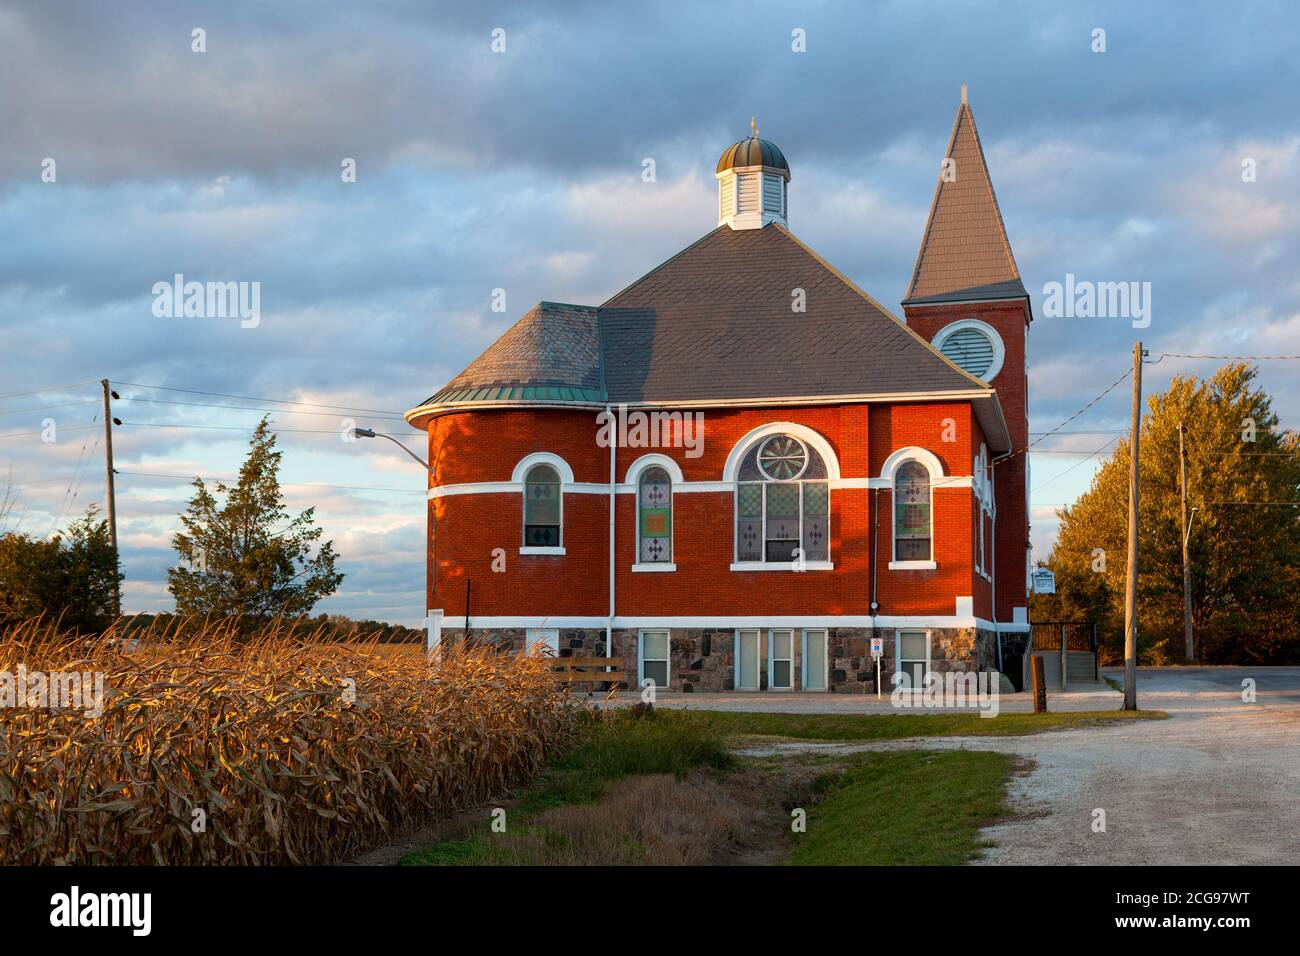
894,460,931,561
638,466,672,563
523,464,560,547
734,433,831,564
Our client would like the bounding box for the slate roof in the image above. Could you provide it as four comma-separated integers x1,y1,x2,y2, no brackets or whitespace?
903,99,1026,305
421,303,605,406
598,224,986,403
409,224,1012,450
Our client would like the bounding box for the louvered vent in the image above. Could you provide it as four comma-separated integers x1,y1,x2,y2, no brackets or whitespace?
762,174,783,215
737,172,760,213
719,177,736,220
940,327,996,377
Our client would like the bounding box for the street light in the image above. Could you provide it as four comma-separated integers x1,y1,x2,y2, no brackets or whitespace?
351,427,433,475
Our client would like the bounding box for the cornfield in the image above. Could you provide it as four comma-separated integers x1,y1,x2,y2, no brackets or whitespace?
0,618,580,864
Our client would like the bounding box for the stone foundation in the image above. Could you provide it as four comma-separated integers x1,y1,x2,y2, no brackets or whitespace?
441,625,994,694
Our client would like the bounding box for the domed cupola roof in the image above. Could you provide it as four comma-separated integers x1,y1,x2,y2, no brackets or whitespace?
715,118,790,231
716,123,790,175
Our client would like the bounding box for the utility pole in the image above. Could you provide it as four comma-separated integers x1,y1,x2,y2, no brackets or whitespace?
1178,421,1194,663
101,378,121,618
1122,343,1143,710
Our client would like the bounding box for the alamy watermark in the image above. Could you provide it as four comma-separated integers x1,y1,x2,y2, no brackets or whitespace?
152,273,260,328
595,404,704,458
1,665,106,717
891,670,1001,718
1042,273,1151,329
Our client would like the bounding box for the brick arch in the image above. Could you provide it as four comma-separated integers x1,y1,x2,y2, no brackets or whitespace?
720,421,841,481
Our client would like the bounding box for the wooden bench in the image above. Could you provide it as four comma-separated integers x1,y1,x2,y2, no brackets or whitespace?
550,656,626,689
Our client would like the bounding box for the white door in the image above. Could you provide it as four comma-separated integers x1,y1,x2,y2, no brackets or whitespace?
736,629,760,691
769,629,794,690
803,629,827,691
525,628,559,655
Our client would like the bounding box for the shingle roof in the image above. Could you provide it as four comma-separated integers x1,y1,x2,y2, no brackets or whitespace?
409,224,1011,450
599,224,986,402
904,99,1025,305
420,302,605,406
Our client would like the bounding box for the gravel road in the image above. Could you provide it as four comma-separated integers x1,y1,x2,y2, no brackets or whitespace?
724,667,1300,865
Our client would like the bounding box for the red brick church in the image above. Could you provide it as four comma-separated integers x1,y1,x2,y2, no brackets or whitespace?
406,90,1032,693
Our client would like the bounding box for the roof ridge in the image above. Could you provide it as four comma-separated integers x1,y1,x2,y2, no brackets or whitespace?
600,225,728,306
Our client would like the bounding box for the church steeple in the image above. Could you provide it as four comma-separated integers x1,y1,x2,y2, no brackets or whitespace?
904,87,1024,304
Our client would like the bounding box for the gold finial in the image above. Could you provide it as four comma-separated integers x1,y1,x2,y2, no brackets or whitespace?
750,116,758,138
961,84,968,105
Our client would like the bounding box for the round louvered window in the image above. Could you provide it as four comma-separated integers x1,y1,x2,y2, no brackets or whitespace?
935,321,1004,381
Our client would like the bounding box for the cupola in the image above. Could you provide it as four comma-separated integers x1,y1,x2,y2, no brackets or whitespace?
716,118,790,230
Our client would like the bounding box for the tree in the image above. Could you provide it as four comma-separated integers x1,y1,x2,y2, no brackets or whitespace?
1037,363,1300,664
0,506,123,633
167,418,344,620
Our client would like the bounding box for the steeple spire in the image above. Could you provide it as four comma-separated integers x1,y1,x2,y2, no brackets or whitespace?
903,87,1024,304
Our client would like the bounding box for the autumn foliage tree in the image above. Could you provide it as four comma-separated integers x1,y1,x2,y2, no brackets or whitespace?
1036,363,1300,665
167,418,343,622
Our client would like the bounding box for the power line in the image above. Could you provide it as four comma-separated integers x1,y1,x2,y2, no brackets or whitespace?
1030,436,1121,494
111,380,405,417
118,420,412,437
0,399,101,418
0,381,99,401
0,425,97,441
1157,352,1300,361
119,395,405,421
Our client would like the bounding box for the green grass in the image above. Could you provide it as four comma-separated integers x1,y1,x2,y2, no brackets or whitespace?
788,750,1015,865
675,708,1165,742
401,709,732,865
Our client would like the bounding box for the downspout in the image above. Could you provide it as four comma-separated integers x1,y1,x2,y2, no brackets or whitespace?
606,404,616,676
989,450,1015,675
870,486,881,620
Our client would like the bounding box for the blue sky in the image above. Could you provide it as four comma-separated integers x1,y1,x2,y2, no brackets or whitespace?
2,1,1298,626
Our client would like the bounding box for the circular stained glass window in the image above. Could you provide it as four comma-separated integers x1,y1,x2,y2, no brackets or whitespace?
758,435,808,480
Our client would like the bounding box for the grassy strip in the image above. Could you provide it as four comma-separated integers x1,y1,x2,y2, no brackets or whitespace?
788,750,1014,865
402,710,732,865
673,708,1164,742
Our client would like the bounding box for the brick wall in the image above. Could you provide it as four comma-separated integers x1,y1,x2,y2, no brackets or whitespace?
421,400,1005,619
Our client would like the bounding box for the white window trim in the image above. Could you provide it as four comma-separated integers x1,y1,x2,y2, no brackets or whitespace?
888,559,936,571
896,628,932,694
634,463,674,570
768,628,795,691
889,452,937,566
933,317,1005,382
732,431,833,568
735,628,762,691
731,560,834,571
525,628,559,655
519,453,570,553
637,628,671,691
801,628,829,692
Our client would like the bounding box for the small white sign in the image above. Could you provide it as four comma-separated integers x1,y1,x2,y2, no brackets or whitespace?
1032,568,1056,595
870,637,883,659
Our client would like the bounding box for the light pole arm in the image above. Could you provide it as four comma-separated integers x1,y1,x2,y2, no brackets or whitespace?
352,427,432,474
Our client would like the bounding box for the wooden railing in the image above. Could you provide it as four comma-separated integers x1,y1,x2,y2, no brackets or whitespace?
550,656,627,688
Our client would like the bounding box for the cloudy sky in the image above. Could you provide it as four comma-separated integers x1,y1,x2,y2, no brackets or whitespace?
2,1,1298,626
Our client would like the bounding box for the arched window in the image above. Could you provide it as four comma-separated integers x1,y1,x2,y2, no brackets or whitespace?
893,460,931,561
735,434,829,564
523,464,561,547
637,466,672,563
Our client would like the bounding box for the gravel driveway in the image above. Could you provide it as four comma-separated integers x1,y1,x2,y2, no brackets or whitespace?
674,667,1300,865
